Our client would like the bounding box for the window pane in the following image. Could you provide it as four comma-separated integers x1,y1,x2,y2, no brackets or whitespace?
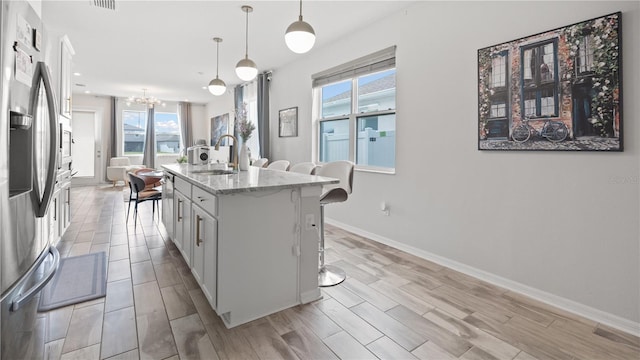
524,92,536,117
490,102,506,118
541,43,555,82
319,119,349,162
357,69,396,113
123,110,146,154
540,89,555,116
356,114,395,168
155,112,180,154
578,35,593,73
321,80,351,118
491,56,506,88
523,49,533,81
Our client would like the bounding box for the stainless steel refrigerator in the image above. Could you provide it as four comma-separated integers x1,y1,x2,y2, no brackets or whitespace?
1,1,61,358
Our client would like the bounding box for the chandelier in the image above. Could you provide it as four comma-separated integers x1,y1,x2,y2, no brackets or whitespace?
126,88,165,108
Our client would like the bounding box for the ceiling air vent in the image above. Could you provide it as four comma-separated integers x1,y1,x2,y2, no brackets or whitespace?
92,0,116,11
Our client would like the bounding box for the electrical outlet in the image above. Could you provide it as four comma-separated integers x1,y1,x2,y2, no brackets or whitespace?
305,214,315,230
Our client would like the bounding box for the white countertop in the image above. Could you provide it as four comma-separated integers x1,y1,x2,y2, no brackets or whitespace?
162,163,338,195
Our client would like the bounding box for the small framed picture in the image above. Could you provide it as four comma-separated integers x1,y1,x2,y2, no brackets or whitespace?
279,107,298,137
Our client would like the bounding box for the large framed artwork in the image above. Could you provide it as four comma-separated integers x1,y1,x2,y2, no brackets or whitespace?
478,12,622,151
210,113,230,146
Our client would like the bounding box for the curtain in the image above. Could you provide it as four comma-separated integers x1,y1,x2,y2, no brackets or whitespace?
109,96,117,158
257,72,271,160
178,102,193,154
233,85,244,161
142,106,156,169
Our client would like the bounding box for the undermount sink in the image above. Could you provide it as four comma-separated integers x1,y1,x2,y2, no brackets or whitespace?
191,169,235,175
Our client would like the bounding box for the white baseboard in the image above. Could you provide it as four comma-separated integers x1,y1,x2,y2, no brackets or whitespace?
325,218,640,337
300,288,322,304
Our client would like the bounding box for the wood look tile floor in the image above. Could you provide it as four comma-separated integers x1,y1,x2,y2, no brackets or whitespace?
34,185,639,360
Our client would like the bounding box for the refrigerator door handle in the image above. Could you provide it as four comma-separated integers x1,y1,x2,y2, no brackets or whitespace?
29,61,60,218
11,245,60,311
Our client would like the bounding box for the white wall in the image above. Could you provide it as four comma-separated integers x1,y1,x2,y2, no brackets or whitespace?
204,92,235,162
271,1,640,332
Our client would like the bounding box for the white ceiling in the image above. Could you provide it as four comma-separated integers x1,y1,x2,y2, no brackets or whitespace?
42,1,414,104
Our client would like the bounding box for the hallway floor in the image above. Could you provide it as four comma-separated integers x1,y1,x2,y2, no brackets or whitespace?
31,185,640,359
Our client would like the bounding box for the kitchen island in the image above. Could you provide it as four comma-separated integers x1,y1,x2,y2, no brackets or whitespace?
161,163,337,328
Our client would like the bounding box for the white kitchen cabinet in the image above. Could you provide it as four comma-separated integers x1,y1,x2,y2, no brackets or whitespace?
174,189,192,266
161,174,174,240
191,203,217,309
47,191,60,242
161,164,334,328
59,174,71,235
59,36,74,119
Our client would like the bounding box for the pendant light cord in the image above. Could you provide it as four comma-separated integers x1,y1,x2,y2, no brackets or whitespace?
244,8,249,58
216,40,220,77
299,0,303,20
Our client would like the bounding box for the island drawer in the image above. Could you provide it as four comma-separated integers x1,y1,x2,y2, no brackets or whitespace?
192,185,217,216
175,177,191,196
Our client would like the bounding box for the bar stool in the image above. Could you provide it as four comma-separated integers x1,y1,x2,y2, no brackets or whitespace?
315,161,354,287
267,160,291,171
252,158,269,168
289,162,318,175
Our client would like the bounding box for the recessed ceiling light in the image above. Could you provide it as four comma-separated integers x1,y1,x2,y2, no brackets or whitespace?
73,72,82,76
84,90,91,94
202,86,207,90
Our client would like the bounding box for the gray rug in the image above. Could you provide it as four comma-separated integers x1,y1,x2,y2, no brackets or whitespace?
38,252,107,312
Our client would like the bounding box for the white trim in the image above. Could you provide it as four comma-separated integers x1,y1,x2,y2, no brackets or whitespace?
300,289,322,304
325,217,640,337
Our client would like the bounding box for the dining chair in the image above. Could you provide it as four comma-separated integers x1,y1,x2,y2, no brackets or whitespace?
266,160,290,171
289,162,318,175
127,172,162,227
134,168,163,190
315,161,354,287
252,158,269,168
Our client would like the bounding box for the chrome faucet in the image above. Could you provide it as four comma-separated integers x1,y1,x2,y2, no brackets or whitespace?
214,134,238,170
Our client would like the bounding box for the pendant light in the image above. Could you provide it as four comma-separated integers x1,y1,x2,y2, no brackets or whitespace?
235,5,258,82
208,37,226,96
285,0,315,54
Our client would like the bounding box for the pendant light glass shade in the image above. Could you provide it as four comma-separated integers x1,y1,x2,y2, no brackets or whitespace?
285,0,315,54
208,77,226,96
236,5,257,82
235,57,258,82
209,37,226,96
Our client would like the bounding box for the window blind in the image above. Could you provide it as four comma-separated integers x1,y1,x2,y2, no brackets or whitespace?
312,45,396,88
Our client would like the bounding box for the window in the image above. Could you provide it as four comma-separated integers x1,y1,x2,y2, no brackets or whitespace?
155,112,180,154
488,52,508,119
240,82,260,159
122,105,181,156
521,40,558,118
490,55,506,88
123,110,146,154
577,34,594,74
313,46,396,172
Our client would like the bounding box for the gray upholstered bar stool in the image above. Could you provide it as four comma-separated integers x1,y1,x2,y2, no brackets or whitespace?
267,160,291,171
289,162,318,175
316,160,354,287
252,158,269,168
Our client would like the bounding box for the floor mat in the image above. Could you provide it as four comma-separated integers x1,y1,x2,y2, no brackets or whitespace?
38,252,107,311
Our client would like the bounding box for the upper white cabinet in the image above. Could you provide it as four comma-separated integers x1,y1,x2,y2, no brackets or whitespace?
59,36,74,119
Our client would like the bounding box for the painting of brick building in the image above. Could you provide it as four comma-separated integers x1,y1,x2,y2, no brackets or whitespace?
478,12,622,151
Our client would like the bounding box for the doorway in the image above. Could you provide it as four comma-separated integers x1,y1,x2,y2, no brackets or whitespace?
71,110,102,185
